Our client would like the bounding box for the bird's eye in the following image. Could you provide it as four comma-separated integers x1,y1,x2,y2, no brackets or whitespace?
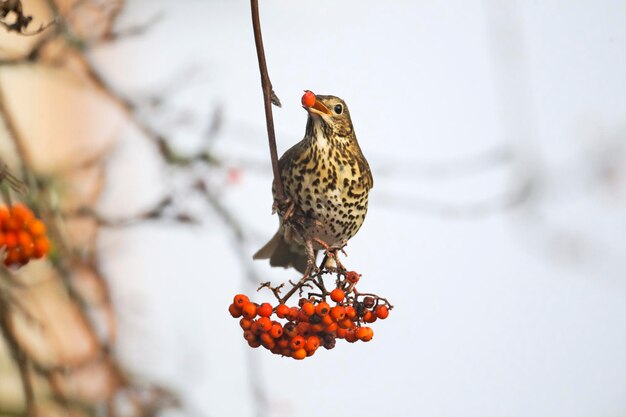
334,104,343,115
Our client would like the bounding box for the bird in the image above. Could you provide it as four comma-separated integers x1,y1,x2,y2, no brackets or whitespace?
253,91,373,274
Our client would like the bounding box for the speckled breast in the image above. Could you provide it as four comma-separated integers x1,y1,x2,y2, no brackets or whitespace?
280,145,370,248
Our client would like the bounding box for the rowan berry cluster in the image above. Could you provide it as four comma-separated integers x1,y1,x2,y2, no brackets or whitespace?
0,204,51,268
228,270,391,360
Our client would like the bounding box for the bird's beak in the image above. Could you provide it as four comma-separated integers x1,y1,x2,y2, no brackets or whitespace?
306,99,331,116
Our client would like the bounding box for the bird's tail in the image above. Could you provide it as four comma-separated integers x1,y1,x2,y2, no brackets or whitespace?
253,231,310,274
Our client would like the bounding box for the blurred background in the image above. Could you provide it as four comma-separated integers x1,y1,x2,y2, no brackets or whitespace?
1,1,625,416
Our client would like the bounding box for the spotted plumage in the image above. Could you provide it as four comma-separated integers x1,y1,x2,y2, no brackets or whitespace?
253,94,373,273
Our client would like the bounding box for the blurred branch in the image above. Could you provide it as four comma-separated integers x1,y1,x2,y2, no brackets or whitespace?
0,293,36,417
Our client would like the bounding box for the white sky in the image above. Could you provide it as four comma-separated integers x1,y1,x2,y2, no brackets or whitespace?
92,1,626,417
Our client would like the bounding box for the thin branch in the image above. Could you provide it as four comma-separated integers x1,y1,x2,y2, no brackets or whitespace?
250,0,285,202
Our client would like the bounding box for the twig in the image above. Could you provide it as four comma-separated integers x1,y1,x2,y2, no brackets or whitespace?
250,0,285,202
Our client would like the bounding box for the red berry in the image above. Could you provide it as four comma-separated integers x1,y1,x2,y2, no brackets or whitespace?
301,90,316,107
346,271,360,284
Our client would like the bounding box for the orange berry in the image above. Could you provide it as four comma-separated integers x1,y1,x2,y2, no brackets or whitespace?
375,305,389,320
278,338,290,349
290,335,305,350
330,305,346,321
287,307,300,321
239,318,252,330
322,314,334,326
33,237,50,259
257,302,273,318
315,302,330,316
292,348,307,360
296,322,310,336
243,330,256,342
338,318,354,329
229,303,243,318
325,322,338,334
257,317,272,332
269,323,283,338
241,302,257,319
301,302,315,316
275,304,289,318
305,335,320,352
345,329,358,343
260,332,274,346
283,322,297,338
356,326,374,342
363,310,377,323
345,271,360,284
336,327,347,339
233,294,250,307
301,90,316,108
310,323,324,333
330,288,345,303
345,306,357,319
248,339,262,348
4,232,17,249
0,232,5,247
27,219,46,238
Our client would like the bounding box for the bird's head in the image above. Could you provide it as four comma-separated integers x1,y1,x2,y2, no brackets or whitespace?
303,92,354,140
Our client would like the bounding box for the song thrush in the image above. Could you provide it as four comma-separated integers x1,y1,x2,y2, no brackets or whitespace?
253,92,373,273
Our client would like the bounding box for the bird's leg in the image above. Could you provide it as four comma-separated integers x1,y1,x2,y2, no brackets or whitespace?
305,239,318,272
312,238,348,271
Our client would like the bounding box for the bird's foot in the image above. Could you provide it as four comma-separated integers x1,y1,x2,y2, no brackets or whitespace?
313,238,348,271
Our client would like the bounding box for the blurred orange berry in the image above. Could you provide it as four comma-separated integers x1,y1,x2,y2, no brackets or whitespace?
27,219,46,237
